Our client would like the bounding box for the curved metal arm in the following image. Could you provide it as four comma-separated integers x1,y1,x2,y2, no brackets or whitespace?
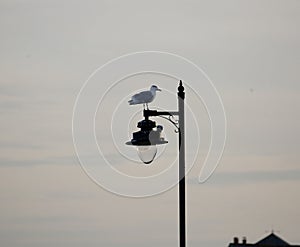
157,115,179,133
143,109,179,132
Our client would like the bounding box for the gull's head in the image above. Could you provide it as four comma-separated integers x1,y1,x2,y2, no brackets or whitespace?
150,85,162,92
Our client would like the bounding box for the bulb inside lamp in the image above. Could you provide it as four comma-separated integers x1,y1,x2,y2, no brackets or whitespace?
137,145,157,165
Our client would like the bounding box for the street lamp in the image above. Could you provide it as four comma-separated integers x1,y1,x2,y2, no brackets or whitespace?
126,80,186,247
125,117,168,164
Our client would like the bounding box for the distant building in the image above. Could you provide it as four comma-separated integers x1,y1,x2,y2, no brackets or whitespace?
228,233,300,247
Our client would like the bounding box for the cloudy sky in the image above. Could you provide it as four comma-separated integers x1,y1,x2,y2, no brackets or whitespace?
0,0,300,247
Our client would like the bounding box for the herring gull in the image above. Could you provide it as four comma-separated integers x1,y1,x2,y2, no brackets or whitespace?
128,85,161,109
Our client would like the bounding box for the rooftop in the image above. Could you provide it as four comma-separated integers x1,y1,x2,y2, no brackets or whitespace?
229,233,300,247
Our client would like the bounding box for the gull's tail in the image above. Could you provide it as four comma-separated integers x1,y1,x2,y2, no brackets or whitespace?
128,99,134,105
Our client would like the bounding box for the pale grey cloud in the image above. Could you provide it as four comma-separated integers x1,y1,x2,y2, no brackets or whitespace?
188,169,300,186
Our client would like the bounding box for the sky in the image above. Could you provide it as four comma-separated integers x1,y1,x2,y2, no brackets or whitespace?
0,0,300,246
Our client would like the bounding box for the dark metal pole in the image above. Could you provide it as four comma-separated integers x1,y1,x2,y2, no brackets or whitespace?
178,80,186,247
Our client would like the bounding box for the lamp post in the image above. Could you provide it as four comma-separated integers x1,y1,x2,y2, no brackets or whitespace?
126,80,186,247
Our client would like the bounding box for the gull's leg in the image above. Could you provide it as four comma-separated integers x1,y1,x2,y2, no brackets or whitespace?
143,103,145,110
146,103,149,110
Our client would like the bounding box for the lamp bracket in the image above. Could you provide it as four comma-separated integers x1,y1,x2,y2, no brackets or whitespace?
158,115,179,133
143,109,179,133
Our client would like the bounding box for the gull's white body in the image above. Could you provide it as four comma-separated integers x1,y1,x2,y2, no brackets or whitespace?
128,85,161,106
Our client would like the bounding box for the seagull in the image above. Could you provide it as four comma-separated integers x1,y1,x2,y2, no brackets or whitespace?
128,85,162,109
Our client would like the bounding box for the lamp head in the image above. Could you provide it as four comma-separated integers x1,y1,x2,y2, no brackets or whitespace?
126,119,167,164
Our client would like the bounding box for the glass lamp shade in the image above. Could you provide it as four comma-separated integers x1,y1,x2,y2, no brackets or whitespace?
137,145,157,165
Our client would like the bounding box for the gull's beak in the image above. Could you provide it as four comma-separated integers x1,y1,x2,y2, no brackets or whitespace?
157,88,162,91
